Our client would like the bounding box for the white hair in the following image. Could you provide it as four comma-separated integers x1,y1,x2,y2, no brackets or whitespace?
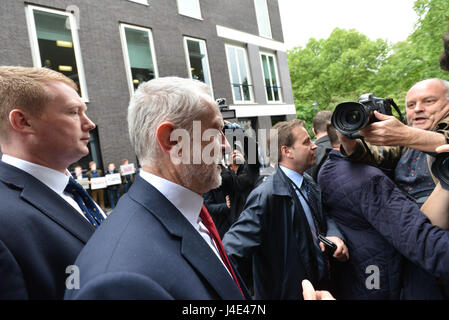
407,78,449,103
127,77,216,166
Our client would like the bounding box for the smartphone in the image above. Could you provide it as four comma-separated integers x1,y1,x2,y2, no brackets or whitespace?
318,234,337,256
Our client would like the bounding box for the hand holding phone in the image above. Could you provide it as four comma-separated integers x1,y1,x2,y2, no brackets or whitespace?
318,234,337,256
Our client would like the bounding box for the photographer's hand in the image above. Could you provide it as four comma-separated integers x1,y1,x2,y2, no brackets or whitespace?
420,144,449,230
359,111,409,146
359,111,446,153
436,144,449,153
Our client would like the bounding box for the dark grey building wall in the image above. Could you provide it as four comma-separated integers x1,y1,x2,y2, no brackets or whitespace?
0,0,293,168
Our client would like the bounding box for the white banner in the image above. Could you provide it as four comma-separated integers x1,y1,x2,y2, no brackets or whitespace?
120,163,135,176
105,173,122,186
76,178,90,190
90,177,107,190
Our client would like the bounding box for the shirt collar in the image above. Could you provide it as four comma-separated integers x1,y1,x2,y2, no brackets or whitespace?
279,164,304,189
2,154,70,194
139,169,204,229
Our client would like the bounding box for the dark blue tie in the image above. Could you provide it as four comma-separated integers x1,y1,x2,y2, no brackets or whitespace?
64,177,104,228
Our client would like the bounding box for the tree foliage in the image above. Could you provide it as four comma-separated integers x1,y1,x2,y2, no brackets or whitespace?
287,0,449,135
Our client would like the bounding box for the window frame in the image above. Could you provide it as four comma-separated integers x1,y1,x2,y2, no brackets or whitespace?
225,44,254,104
260,51,282,103
183,36,213,97
119,23,159,98
254,0,272,39
176,0,203,20
25,4,89,102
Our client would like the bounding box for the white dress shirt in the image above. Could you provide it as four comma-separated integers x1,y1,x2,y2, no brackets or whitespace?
1,155,105,221
139,169,232,276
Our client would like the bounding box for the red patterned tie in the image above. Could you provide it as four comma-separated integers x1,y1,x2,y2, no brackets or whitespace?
200,205,245,297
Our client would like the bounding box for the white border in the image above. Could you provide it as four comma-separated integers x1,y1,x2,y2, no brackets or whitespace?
260,51,282,103
183,36,214,98
119,23,159,98
25,5,89,102
230,104,296,117
224,44,254,104
217,25,286,52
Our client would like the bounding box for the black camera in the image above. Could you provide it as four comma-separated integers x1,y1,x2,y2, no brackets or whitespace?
216,98,236,120
332,93,396,139
431,152,449,190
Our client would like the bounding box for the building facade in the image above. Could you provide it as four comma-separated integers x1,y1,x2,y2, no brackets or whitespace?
0,0,296,171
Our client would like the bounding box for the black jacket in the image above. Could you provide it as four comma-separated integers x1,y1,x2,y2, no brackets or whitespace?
219,163,259,235
222,167,343,299
203,184,231,239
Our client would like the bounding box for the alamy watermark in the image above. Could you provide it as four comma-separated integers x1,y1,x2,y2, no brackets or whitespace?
169,121,278,167
65,265,80,290
365,265,380,290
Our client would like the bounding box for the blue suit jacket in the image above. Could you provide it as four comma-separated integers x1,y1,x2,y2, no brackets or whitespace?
65,176,249,300
0,161,95,299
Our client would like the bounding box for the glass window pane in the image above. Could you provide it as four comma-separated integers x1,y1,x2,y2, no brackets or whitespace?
254,0,271,38
33,10,81,95
187,39,211,87
268,56,278,88
273,86,280,101
261,54,271,86
233,84,242,101
227,46,252,102
227,47,240,85
178,0,202,19
124,27,156,90
237,49,248,87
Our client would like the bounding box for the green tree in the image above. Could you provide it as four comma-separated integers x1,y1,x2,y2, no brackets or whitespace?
288,29,390,132
287,0,449,134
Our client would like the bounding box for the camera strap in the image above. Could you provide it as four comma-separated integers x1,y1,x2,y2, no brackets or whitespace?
388,98,405,123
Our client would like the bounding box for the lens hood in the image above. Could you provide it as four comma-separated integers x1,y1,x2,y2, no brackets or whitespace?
431,152,449,190
332,102,371,138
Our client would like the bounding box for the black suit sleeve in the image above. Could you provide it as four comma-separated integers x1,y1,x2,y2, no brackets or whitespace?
65,272,174,300
222,189,265,287
0,240,28,299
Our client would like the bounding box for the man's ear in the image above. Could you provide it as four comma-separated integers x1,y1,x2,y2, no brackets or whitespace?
8,109,34,134
156,122,178,152
280,145,291,159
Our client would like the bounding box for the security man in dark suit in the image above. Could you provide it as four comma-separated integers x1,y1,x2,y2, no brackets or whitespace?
0,66,103,299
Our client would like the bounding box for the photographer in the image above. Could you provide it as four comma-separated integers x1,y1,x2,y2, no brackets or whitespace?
338,78,449,207
420,144,449,230
203,122,260,238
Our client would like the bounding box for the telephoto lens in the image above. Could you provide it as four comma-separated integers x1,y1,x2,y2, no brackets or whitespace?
331,101,372,139
431,152,449,190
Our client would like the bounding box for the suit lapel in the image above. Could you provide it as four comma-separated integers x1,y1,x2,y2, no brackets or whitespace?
180,229,245,299
128,176,245,300
0,162,94,243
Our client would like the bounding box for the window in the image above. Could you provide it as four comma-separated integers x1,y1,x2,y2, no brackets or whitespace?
260,52,281,102
225,45,253,103
254,0,272,38
184,37,212,93
119,24,158,96
25,5,89,101
177,0,202,19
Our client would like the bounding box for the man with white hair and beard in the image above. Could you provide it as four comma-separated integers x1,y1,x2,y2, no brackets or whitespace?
65,77,250,300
